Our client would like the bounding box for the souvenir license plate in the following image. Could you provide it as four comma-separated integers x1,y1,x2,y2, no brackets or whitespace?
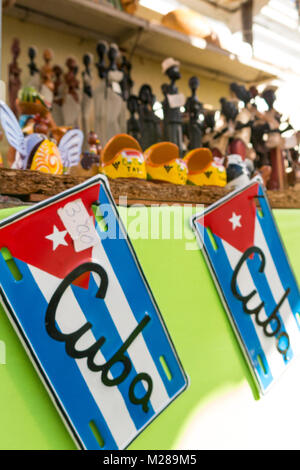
0,175,187,450
192,181,300,395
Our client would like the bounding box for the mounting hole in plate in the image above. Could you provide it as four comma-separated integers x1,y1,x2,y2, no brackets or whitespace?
0,247,22,281
89,420,105,448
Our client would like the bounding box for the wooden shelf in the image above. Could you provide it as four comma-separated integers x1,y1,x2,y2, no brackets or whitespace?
0,169,300,209
4,0,277,84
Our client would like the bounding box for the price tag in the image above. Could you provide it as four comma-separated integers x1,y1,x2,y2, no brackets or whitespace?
192,181,300,395
112,81,122,95
58,199,98,252
284,135,297,149
167,93,185,109
0,175,187,450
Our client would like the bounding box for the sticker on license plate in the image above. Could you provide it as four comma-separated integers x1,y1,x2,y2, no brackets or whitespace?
0,175,188,450
191,181,300,395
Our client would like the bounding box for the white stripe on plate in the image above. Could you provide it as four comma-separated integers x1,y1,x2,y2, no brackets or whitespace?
255,220,300,355
222,239,286,379
28,264,137,449
91,242,170,414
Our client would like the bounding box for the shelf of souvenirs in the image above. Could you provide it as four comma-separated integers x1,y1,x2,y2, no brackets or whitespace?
5,0,277,84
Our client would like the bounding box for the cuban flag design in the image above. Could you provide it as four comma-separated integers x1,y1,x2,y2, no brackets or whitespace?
192,181,300,395
0,175,187,450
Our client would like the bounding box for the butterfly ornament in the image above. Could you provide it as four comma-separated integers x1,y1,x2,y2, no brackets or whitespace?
0,101,83,175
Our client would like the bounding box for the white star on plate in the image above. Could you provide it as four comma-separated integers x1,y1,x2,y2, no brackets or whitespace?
229,212,242,231
45,225,68,251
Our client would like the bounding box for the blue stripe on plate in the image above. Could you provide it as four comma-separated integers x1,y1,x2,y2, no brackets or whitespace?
96,186,187,399
198,222,273,392
256,187,300,331
246,250,293,365
0,255,118,450
72,278,155,430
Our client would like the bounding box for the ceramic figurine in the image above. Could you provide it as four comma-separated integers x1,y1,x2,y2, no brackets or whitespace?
16,86,56,134
184,148,226,187
82,53,94,145
27,46,40,89
52,65,64,127
0,100,83,174
138,84,162,151
101,133,146,180
145,142,187,185
161,58,184,158
40,49,55,105
185,76,203,150
8,38,22,116
63,57,81,128
127,95,141,143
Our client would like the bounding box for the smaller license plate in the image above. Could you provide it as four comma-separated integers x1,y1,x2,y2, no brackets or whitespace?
192,181,300,395
0,175,188,450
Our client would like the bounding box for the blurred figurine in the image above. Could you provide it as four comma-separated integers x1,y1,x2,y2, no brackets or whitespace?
8,38,22,116
161,58,184,157
104,44,126,144
138,84,161,150
261,86,285,190
213,97,238,158
120,55,134,102
161,83,169,141
127,95,141,143
185,76,203,150
40,49,55,105
229,82,254,161
70,131,101,177
94,40,108,143
27,46,40,89
82,53,94,145
63,57,81,128
226,154,251,190
202,110,216,149
52,65,64,127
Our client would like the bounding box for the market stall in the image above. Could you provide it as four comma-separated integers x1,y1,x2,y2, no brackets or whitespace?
0,0,299,452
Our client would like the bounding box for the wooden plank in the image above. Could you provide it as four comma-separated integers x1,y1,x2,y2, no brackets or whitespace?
0,168,299,208
5,0,276,84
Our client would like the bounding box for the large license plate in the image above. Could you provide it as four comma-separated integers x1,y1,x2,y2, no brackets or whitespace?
192,181,300,395
0,175,187,450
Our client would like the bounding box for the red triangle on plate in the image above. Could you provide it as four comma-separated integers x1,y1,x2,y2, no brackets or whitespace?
197,183,259,253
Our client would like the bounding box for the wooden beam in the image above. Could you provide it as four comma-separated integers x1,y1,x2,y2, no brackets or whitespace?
241,0,253,46
0,168,299,208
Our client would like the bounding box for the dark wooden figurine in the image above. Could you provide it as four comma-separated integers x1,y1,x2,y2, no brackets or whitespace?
138,84,161,150
120,55,134,102
82,53,94,140
8,38,22,116
161,58,184,157
185,76,204,150
127,95,141,143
